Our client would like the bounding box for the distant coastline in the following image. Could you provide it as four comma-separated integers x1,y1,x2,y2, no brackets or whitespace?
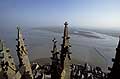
32,27,106,39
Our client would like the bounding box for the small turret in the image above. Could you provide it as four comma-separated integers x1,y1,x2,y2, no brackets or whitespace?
16,27,33,79
51,38,60,79
51,38,59,63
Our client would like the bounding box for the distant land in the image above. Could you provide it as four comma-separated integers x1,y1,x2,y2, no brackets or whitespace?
32,27,103,39
32,26,120,38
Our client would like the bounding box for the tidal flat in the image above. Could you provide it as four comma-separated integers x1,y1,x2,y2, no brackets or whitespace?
0,27,118,71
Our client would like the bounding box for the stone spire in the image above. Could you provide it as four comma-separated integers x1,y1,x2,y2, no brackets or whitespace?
51,38,60,79
60,22,72,79
108,37,120,79
16,27,33,79
0,40,17,79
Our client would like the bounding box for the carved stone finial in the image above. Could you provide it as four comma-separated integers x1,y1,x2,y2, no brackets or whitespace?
64,22,68,26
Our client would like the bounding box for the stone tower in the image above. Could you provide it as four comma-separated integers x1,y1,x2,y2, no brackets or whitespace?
0,40,17,79
16,27,33,79
51,38,61,79
60,22,72,79
108,37,120,79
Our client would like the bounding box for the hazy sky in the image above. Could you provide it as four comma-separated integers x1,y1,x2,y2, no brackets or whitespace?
0,0,120,29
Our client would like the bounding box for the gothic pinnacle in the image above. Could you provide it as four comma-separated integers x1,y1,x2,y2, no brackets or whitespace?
51,38,58,54
16,27,33,79
60,22,72,79
51,38,60,79
61,22,71,59
108,36,120,79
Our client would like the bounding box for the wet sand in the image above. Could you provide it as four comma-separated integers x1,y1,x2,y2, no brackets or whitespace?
0,27,118,71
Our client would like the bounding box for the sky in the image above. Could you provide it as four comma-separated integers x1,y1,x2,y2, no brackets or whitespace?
0,0,120,29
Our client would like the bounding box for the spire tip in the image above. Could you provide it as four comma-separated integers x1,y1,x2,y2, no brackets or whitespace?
64,22,68,26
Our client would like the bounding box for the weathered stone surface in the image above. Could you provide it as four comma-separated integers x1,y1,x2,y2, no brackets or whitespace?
0,40,17,79
60,22,72,79
16,27,33,79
